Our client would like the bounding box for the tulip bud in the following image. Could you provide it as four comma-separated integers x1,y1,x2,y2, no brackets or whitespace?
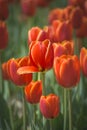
0,21,8,50
25,81,42,104
40,94,60,119
54,55,80,88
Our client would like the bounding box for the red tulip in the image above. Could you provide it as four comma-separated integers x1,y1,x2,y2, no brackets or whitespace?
0,21,8,50
40,94,60,119
18,39,54,74
55,20,73,42
0,0,9,20
25,81,42,104
80,47,87,77
2,61,10,80
76,17,87,38
36,0,51,7
70,7,83,29
9,57,32,86
54,55,80,88
48,8,64,24
53,40,74,58
20,0,37,16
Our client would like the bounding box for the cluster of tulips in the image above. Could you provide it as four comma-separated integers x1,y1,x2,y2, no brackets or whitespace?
0,0,87,130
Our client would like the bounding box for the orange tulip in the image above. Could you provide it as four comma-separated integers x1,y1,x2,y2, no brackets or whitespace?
40,94,60,119
0,0,9,20
53,40,74,58
25,81,42,104
17,39,54,74
52,20,73,42
28,27,41,44
9,57,32,86
80,47,87,77
28,27,48,45
54,55,80,88
0,21,8,50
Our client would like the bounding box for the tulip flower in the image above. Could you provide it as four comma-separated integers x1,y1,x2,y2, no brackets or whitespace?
2,61,10,80
54,55,80,88
76,17,87,38
20,0,37,16
53,40,74,58
40,94,60,119
18,39,54,74
36,0,51,7
0,21,8,50
28,27,48,45
70,7,83,29
0,0,9,20
8,57,32,86
48,8,64,24
80,47,87,77
49,20,73,43
55,20,73,42
25,80,42,104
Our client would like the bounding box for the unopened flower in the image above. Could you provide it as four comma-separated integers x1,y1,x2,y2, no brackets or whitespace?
54,55,80,88
0,21,8,50
25,81,42,104
80,47,87,77
40,94,60,119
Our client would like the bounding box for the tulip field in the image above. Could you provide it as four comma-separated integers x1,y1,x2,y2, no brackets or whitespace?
0,0,87,130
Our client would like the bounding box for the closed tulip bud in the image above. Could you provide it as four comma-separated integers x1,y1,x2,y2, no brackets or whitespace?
54,55,80,88
53,40,74,58
28,27,41,45
0,21,8,50
36,0,51,7
0,0,9,20
76,17,87,38
80,47,87,77
20,0,37,16
25,81,42,104
70,7,83,29
40,94,60,119
48,8,64,24
55,20,73,42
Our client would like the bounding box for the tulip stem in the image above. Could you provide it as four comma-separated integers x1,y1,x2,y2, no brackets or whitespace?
0,51,3,94
38,72,41,81
50,119,53,130
41,72,46,95
63,89,67,130
22,88,27,130
68,89,72,130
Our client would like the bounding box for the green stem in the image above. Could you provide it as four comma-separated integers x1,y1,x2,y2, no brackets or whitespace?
41,72,46,95
68,89,72,130
8,81,14,130
49,119,53,130
9,104,14,130
33,104,36,125
63,89,67,130
38,72,41,81
0,51,3,94
22,88,27,130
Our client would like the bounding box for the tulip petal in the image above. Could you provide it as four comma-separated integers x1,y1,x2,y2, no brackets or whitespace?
17,66,39,74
